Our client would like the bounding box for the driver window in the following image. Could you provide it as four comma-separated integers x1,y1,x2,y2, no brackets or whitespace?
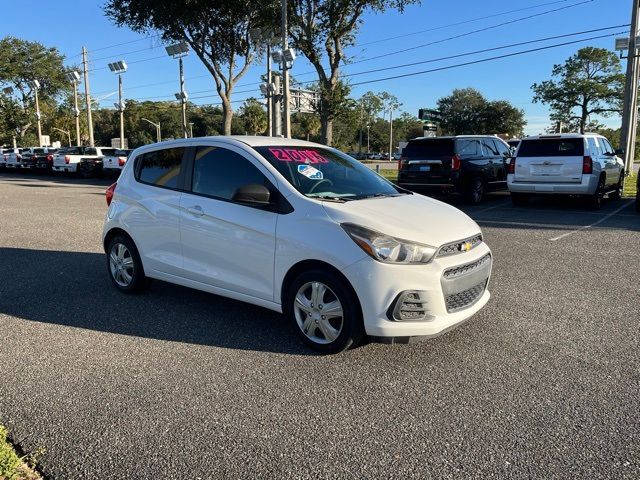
192,146,271,201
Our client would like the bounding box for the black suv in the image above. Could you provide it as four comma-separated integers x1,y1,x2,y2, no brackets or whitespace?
397,135,512,203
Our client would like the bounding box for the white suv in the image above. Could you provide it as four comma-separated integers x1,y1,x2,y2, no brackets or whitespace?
103,137,492,353
507,133,624,208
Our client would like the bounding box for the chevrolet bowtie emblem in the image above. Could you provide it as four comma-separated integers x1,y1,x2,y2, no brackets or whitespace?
460,242,472,252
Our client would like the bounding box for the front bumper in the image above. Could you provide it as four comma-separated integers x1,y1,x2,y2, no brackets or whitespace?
507,173,598,195
341,243,492,338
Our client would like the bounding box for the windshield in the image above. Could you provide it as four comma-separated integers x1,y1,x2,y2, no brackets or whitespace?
255,146,403,201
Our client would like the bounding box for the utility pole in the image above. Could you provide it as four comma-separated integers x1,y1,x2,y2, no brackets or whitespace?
389,107,394,162
118,73,125,148
620,0,640,176
179,57,187,138
33,85,42,146
273,74,282,137
73,78,81,146
281,0,291,138
267,46,273,136
82,47,95,147
358,103,364,154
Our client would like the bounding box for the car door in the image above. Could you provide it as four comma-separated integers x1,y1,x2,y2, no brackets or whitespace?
481,138,502,186
131,146,187,277
597,137,620,185
457,138,488,179
179,144,278,302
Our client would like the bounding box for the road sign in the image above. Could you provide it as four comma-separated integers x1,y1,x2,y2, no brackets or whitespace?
418,108,442,122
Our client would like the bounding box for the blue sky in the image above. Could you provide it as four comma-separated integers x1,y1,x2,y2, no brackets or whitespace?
2,0,630,135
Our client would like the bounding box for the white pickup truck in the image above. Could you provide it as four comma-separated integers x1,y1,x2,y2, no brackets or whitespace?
102,148,132,177
52,146,111,174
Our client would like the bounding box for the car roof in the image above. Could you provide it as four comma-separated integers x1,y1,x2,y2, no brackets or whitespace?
130,136,327,154
408,135,505,141
522,133,601,140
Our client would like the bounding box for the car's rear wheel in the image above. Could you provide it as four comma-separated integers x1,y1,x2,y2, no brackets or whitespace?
464,176,485,204
286,269,364,354
511,192,529,206
588,175,606,210
107,235,149,293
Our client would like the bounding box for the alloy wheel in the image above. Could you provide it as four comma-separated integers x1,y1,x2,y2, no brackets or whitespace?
293,281,344,345
109,242,135,287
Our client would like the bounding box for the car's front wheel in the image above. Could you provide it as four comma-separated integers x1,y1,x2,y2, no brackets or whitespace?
588,176,606,210
610,172,624,200
464,176,485,204
286,269,364,354
106,235,149,293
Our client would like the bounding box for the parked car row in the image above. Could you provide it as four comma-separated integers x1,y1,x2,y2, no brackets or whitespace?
349,152,392,161
1,146,132,178
396,133,627,209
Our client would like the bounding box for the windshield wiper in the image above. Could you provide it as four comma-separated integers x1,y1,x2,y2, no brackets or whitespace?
307,195,349,203
353,193,397,200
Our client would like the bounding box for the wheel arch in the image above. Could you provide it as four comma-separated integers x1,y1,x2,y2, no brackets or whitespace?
103,227,136,253
280,260,363,321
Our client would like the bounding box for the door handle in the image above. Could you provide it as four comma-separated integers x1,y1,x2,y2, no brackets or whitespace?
187,205,204,216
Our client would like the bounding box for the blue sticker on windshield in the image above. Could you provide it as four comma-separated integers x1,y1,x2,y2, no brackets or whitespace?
297,164,323,180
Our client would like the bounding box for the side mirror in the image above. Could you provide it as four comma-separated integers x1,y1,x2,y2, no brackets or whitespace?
614,148,624,155
232,183,271,206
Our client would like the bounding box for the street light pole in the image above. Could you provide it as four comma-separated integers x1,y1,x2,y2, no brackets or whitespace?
73,78,80,146
118,73,125,148
267,45,273,136
367,124,370,153
281,0,291,138
53,127,71,147
179,56,187,138
165,42,189,138
82,47,95,147
141,118,161,143
28,81,42,146
389,107,394,162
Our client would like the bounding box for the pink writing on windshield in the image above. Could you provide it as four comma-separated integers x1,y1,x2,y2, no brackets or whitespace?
268,148,328,164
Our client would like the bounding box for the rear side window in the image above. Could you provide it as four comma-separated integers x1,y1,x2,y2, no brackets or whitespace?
138,148,185,189
191,146,269,201
457,139,482,157
494,139,511,156
518,138,584,157
481,139,499,156
587,137,600,156
101,148,117,157
403,139,454,157
597,138,614,155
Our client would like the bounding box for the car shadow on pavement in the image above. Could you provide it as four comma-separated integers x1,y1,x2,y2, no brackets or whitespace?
0,247,313,356
0,171,115,187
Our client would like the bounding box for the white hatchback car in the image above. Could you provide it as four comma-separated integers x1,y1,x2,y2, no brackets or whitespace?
103,137,492,353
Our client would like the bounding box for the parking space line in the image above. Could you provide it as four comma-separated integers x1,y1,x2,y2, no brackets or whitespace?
472,200,511,214
549,200,634,242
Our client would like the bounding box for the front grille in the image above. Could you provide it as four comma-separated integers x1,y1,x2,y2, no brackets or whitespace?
437,234,483,257
445,281,486,313
443,253,492,279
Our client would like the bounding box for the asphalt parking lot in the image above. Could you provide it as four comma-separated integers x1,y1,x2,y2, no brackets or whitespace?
0,172,638,479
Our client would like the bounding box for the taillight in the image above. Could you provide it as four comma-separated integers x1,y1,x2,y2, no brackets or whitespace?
451,154,461,171
46,154,53,162
508,157,516,174
582,155,592,174
64,155,71,164
118,157,126,167
105,183,117,206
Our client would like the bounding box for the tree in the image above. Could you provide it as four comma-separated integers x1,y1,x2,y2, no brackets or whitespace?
532,47,624,134
294,113,321,141
239,98,267,135
104,0,267,135
288,0,419,145
0,37,69,141
437,88,525,136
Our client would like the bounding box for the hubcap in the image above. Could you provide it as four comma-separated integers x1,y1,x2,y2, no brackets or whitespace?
109,243,134,287
293,281,344,345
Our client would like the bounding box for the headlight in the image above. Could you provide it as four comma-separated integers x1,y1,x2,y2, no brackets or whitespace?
341,223,436,264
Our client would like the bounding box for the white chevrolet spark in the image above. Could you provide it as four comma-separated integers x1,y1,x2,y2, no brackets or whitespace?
103,137,492,353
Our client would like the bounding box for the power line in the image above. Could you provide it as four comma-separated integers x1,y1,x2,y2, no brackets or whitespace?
356,0,581,47
340,24,629,80
349,30,625,87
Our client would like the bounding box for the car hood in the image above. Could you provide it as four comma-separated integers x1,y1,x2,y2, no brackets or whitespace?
321,193,481,247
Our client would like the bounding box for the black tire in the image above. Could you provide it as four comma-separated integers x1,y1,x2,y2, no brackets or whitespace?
285,269,365,354
464,176,485,204
106,234,149,294
511,192,529,206
635,193,640,213
587,175,606,210
609,172,624,201
78,162,94,179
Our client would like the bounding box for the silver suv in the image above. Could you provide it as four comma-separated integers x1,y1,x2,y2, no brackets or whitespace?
507,133,624,209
